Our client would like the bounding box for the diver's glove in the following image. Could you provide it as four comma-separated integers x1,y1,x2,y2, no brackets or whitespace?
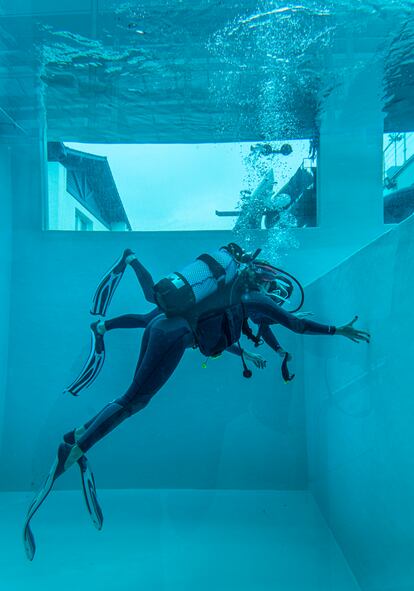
281,352,295,383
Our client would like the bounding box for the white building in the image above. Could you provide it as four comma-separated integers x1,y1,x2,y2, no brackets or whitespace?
47,142,131,231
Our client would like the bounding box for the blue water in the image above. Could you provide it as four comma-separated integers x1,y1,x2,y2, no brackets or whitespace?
1,1,414,590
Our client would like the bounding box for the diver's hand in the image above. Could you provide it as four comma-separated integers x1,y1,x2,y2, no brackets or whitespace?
244,351,267,369
336,316,370,343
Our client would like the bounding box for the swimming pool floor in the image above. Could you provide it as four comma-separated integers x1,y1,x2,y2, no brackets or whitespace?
1,489,359,590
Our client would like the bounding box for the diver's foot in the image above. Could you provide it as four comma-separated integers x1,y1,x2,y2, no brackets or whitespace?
63,323,106,396
90,249,135,316
94,319,106,335
112,248,135,273
63,425,87,446
124,249,136,266
55,442,84,480
90,320,105,353
62,431,103,529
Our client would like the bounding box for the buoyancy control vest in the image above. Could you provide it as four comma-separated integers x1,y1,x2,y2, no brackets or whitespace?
153,246,240,318
194,304,245,358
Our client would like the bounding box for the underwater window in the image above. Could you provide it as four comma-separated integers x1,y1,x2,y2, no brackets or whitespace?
383,132,414,224
46,139,317,231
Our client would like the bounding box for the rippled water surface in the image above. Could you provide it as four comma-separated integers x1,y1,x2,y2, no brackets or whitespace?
1,1,414,142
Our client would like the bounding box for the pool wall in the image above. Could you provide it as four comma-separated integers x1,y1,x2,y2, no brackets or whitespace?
304,213,414,591
0,137,312,492
0,145,13,462
0,153,385,497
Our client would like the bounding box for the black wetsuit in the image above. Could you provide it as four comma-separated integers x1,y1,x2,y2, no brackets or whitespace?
67,258,334,453
104,260,285,357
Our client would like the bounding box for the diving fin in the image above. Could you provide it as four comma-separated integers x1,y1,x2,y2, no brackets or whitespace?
63,431,104,530
23,442,82,561
90,249,134,317
64,321,105,396
78,455,104,530
23,456,58,561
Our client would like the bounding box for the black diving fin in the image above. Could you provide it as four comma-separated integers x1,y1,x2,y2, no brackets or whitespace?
63,322,105,396
90,249,134,316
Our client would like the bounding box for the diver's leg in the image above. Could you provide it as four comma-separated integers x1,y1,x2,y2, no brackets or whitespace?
64,317,153,440
24,316,191,559
103,308,160,332
91,250,157,316
91,249,135,316
127,255,157,304
63,308,161,396
79,313,192,456
74,315,192,453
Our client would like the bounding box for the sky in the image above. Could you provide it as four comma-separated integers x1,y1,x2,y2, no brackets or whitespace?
66,141,310,231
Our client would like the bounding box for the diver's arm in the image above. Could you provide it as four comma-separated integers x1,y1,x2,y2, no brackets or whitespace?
243,293,335,334
294,311,314,319
243,293,370,342
227,344,243,356
258,324,291,360
226,344,266,369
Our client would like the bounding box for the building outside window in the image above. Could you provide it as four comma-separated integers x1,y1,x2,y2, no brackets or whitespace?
47,142,131,231
75,209,93,231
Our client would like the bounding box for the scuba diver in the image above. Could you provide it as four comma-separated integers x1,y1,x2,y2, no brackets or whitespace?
23,243,370,560
64,249,296,397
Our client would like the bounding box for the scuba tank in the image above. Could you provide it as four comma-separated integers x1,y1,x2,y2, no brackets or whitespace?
153,245,242,317
153,242,304,317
